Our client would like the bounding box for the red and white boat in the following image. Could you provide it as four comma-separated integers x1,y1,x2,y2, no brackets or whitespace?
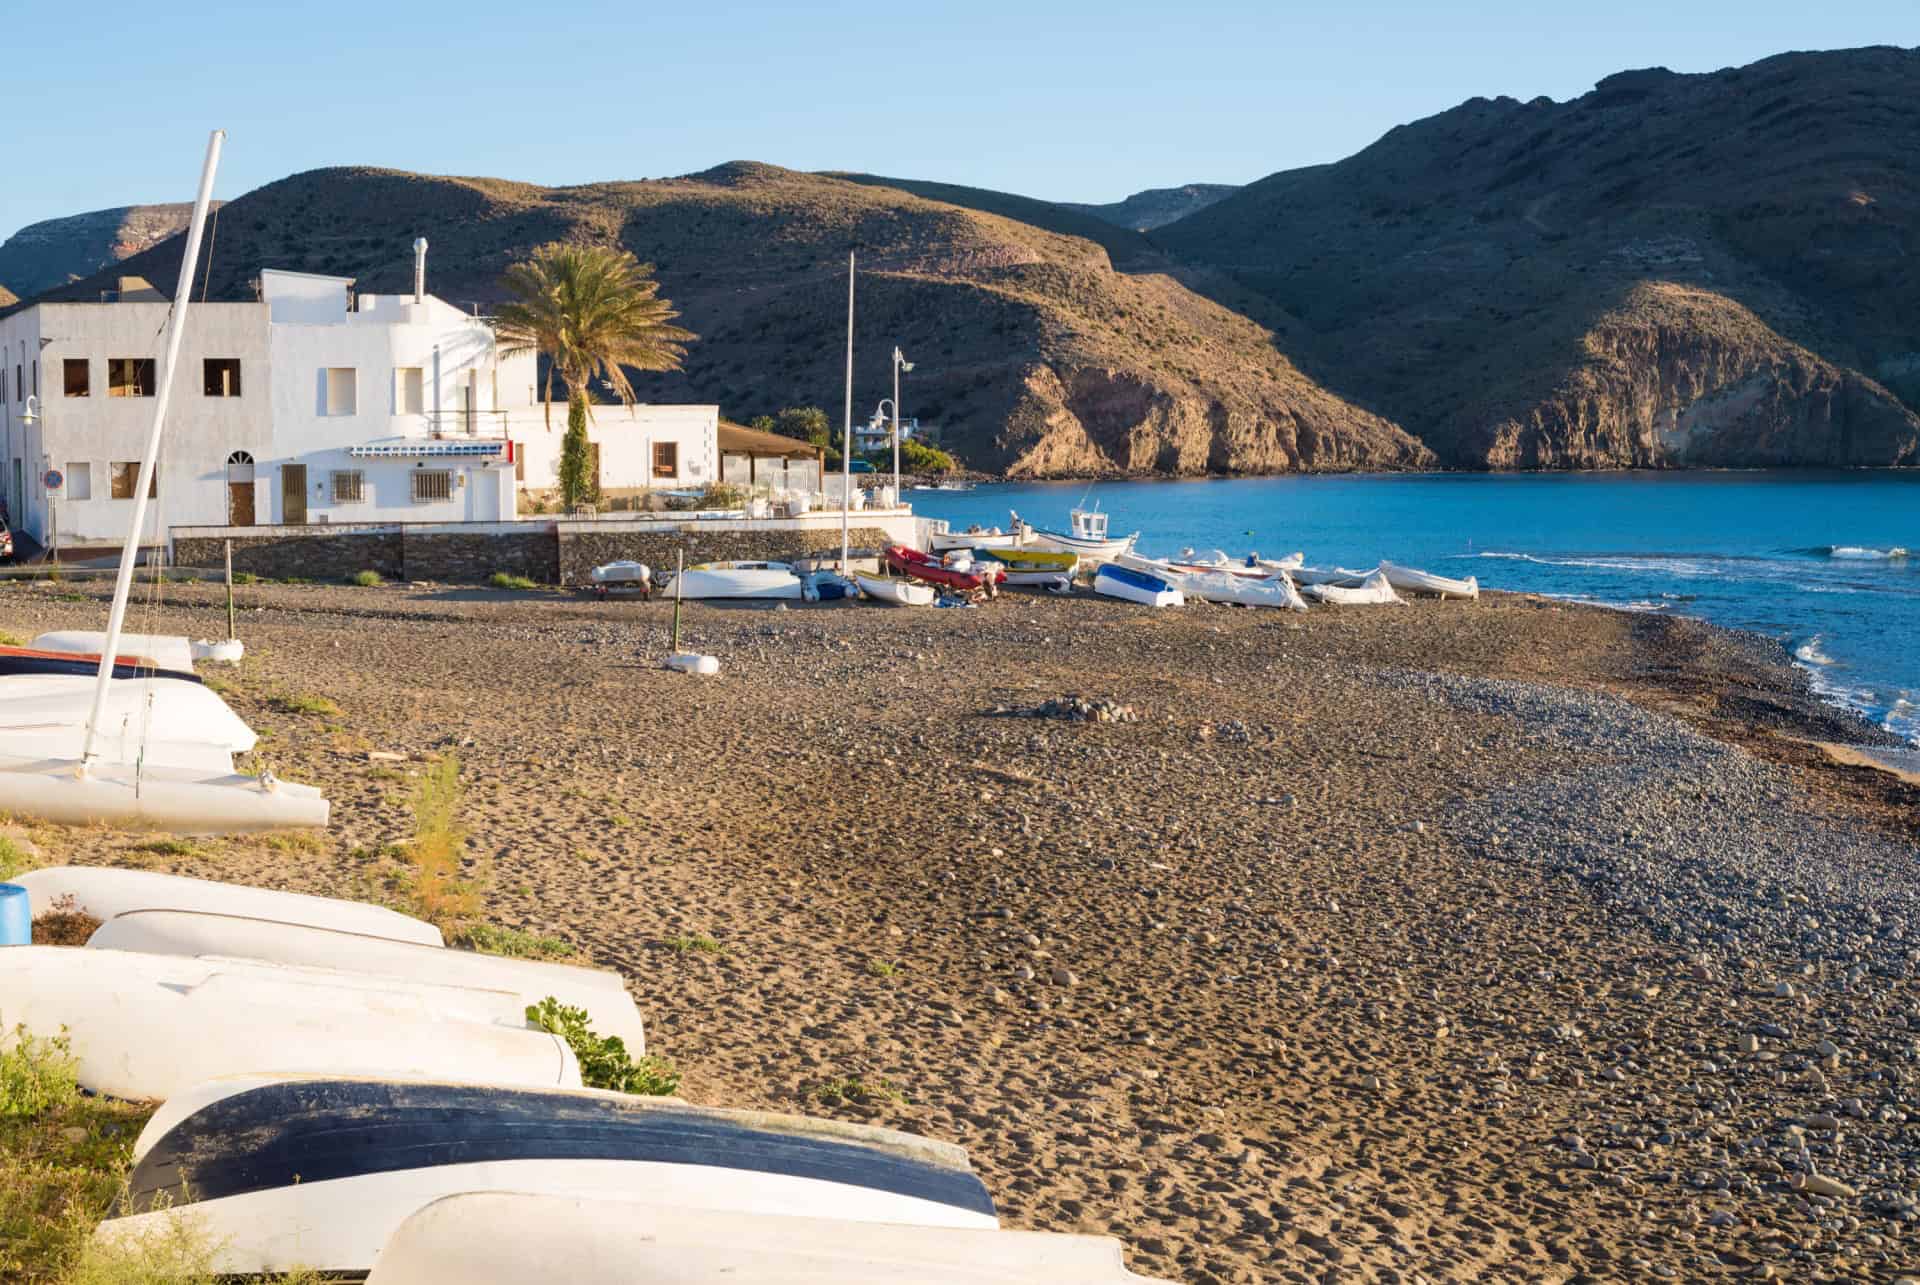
884,546,1002,596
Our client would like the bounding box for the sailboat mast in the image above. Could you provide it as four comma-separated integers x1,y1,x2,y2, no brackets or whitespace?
840,250,854,572
79,129,225,771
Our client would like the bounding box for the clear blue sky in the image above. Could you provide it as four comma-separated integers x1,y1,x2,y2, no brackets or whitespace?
1,1,1911,238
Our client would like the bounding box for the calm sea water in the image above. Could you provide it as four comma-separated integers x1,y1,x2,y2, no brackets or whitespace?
914,472,1920,745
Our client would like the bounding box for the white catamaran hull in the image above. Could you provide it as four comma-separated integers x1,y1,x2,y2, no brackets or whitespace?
0,755,327,833
1,947,577,1101
16,867,440,944
368,1193,1172,1285
88,909,645,1054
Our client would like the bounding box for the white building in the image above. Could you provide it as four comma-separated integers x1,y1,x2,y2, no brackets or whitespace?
0,249,720,550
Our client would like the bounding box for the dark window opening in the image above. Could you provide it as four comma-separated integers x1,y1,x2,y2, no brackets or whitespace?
108,358,156,398
64,359,90,397
204,358,242,397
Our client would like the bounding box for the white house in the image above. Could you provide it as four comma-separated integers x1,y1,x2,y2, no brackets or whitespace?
0,244,720,550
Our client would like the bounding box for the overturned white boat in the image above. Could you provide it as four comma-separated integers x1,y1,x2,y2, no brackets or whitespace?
88,908,644,1052
3,947,578,1101
587,560,651,586
1378,560,1480,600
367,1193,1173,1284
928,523,1021,554
854,574,935,606
1300,569,1405,606
16,867,441,945
1093,564,1183,608
663,567,805,600
100,1076,998,1276
1115,553,1306,610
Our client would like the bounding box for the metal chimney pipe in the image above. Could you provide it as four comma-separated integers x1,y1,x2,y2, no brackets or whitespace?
413,238,429,304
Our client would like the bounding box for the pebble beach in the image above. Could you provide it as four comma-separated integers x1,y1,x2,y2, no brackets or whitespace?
8,577,1918,1283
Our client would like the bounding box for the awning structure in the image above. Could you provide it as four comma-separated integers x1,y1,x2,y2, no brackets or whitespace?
718,422,819,459
348,441,507,459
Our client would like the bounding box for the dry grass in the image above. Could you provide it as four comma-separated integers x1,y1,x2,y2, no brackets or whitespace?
394,754,484,930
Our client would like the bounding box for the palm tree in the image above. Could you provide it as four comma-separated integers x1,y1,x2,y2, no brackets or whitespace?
493,243,696,509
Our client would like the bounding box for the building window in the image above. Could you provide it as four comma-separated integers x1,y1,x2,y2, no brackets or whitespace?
65,462,92,501
110,462,157,499
108,358,156,398
512,442,524,482
203,358,242,397
64,359,90,397
330,470,366,503
324,368,357,416
652,441,678,478
411,469,452,503
397,367,424,415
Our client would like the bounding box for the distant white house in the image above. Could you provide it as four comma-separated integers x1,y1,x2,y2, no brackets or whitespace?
0,246,719,549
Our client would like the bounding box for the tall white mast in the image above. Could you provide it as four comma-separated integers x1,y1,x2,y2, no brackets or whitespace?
840,250,854,571
80,129,225,771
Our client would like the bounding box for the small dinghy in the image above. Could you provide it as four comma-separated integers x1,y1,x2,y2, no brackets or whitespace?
0,646,200,683
1013,507,1137,563
662,567,805,600
928,523,1020,553
854,574,936,606
100,1077,998,1275
87,909,646,1052
691,559,793,572
978,547,1079,585
1378,560,1480,600
3,947,578,1101
1289,564,1373,587
801,571,857,601
885,545,1001,595
367,1193,1174,1284
1093,564,1183,608
16,867,442,945
1300,569,1405,606
30,631,199,673
1182,569,1307,610
587,561,651,596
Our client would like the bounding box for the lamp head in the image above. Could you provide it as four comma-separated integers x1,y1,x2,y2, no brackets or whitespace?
20,395,39,425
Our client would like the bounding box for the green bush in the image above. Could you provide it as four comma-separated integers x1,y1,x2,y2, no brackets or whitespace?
0,1024,79,1120
456,923,575,960
489,572,537,591
231,572,260,585
901,439,957,473
0,836,33,881
526,998,680,1096
348,569,383,587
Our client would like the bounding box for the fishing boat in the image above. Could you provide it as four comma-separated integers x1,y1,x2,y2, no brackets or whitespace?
927,522,1022,553
1013,507,1137,563
1092,564,1183,608
3,947,578,1101
0,132,327,835
1300,570,1405,606
15,867,442,945
88,909,646,1052
659,567,805,600
885,545,1001,595
367,1193,1173,1284
1378,560,1480,600
99,1076,999,1276
976,547,1078,585
854,574,936,606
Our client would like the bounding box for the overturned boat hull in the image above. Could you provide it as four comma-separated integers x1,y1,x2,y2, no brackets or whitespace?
16,867,438,944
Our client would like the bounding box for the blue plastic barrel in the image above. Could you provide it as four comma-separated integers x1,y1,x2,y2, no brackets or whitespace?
0,883,28,945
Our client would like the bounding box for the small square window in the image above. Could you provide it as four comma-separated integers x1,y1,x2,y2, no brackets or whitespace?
410,470,452,503
330,470,366,503
110,462,156,499
64,359,90,397
108,359,156,398
65,463,92,501
325,368,357,416
652,441,678,479
397,367,424,415
203,358,242,397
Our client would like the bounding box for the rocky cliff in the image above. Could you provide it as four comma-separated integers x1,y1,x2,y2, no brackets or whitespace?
1062,184,1239,231
1157,46,1920,468
0,204,209,299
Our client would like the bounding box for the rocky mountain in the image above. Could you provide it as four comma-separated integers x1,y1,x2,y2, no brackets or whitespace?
0,284,15,308
1063,184,1239,231
1156,47,1920,467
41,163,1428,477
0,204,210,300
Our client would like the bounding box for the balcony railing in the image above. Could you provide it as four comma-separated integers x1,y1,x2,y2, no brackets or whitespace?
421,409,511,438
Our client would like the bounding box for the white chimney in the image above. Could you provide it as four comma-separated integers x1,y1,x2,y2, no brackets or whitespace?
413,238,429,304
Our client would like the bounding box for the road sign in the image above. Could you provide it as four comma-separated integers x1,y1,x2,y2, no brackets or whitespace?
43,469,63,493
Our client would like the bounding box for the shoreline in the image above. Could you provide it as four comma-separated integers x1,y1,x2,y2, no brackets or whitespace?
6,579,1918,1281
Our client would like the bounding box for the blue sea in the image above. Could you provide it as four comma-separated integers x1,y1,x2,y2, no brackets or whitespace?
914,472,1919,745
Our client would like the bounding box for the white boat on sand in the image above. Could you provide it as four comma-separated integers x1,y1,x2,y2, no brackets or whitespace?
3,947,578,1101
928,523,1021,553
1014,507,1137,563
854,574,936,606
88,908,646,1053
16,866,442,944
1115,553,1306,610
663,568,804,600
1300,570,1405,606
100,1076,998,1276
1378,560,1480,600
368,1193,1173,1284
1093,564,1183,608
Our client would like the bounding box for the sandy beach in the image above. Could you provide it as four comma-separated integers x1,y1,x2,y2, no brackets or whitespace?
8,575,1917,1283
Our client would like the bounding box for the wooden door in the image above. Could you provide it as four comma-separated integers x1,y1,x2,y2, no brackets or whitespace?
228,481,254,526
281,465,307,524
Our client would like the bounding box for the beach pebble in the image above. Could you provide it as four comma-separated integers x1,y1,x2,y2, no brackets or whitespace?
1050,965,1077,987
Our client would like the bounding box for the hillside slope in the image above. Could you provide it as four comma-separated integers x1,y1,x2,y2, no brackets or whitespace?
1157,47,1920,467
50,163,1430,476
0,204,208,299
1063,184,1239,231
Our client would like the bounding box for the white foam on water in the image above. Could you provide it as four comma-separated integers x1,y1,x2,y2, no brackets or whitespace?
1793,636,1836,667
1826,545,1910,560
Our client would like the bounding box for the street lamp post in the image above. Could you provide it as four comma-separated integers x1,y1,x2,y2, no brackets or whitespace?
890,346,913,501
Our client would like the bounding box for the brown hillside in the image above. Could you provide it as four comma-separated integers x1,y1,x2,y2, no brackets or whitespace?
52,162,1430,476
0,203,208,299
1157,46,1920,467
0,284,15,308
